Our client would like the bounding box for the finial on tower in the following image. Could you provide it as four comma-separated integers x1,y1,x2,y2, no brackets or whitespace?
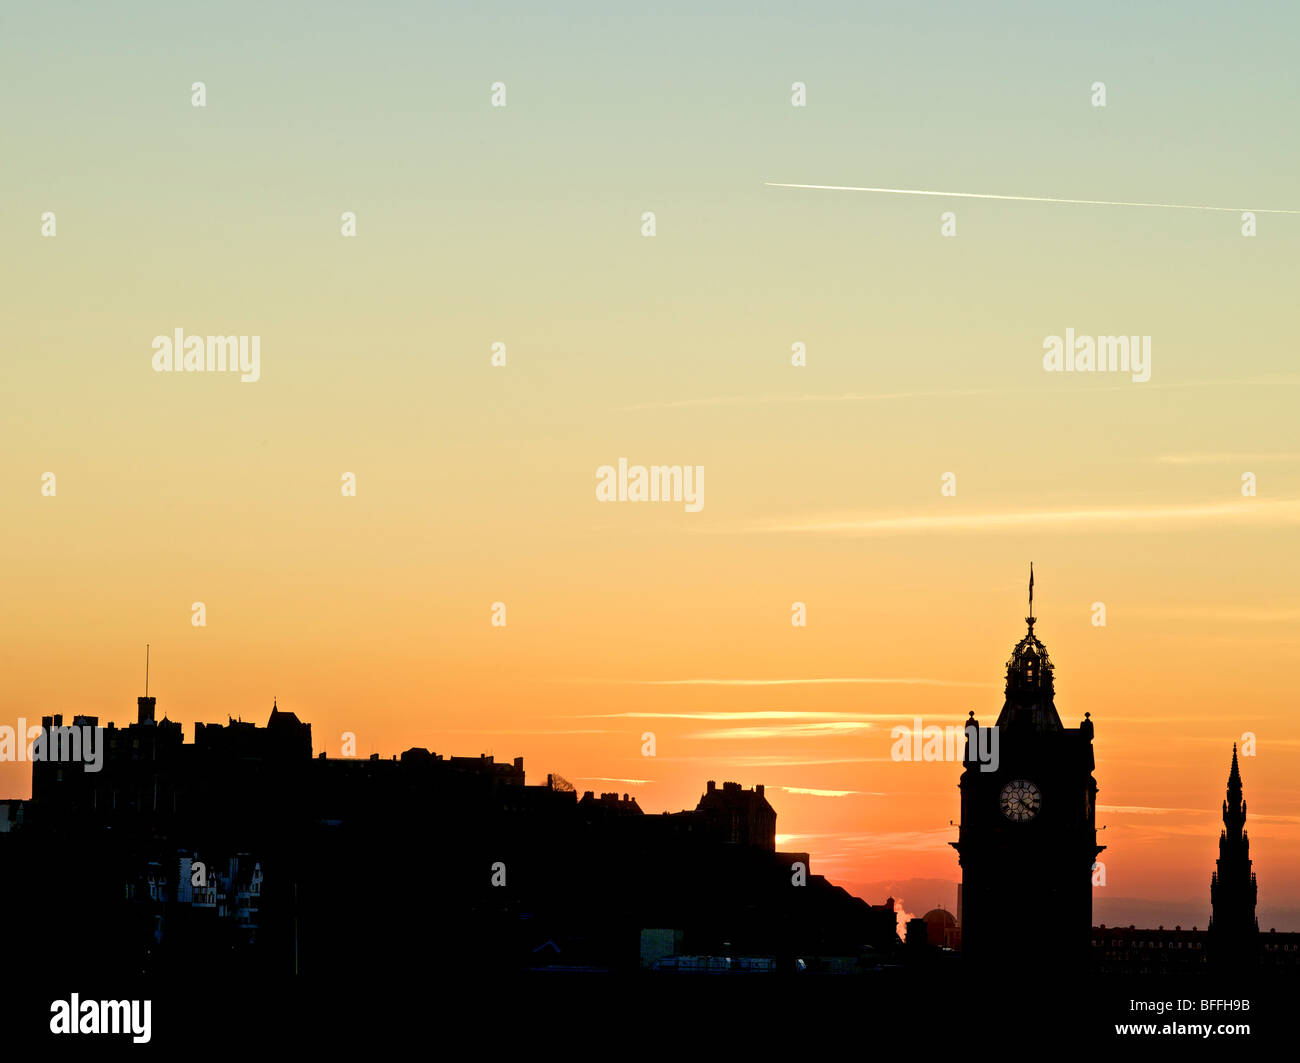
1026,562,1036,631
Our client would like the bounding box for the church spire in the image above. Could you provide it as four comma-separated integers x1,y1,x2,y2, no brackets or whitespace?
1027,561,1035,632
1211,744,1258,961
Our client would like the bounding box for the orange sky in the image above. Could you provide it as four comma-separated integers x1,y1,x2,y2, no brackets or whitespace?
3,0,1299,932
2,547,1298,929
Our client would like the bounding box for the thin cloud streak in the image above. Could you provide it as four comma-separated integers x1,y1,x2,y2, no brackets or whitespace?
616,374,1300,412
440,728,615,735
586,711,966,721
765,182,1300,214
776,833,841,844
1152,453,1300,465
746,499,1300,536
688,721,875,739
594,677,988,689
818,828,959,855
661,755,895,767
576,777,653,785
616,387,1000,411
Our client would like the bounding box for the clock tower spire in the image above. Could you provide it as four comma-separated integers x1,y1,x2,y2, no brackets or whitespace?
952,570,1104,972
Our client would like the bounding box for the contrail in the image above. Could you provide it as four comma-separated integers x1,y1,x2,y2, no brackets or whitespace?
765,182,1300,214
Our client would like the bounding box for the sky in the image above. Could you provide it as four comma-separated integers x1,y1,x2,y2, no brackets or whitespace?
2,1,1299,930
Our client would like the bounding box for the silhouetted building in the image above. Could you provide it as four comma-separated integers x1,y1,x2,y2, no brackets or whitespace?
921,907,960,950
3,691,901,981
1209,743,1259,968
577,791,643,817
696,780,776,849
1091,924,1208,974
952,572,1103,972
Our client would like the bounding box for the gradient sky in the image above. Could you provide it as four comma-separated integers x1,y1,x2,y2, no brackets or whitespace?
3,1,1299,930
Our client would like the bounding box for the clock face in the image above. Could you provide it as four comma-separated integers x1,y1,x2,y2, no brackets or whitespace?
1000,779,1042,822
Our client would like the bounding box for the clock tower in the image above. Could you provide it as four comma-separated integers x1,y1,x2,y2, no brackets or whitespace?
951,568,1103,972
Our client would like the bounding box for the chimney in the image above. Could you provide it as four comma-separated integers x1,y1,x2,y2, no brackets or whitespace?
706,780,716,793
756,784,765,797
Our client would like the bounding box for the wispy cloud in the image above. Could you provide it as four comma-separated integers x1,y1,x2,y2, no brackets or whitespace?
688,721,875,740
617,375,1300,412
583,677,989,689
440,728,615,735
662,755,894,767
808,828,959,856
1151,453,1300,465
781,786,879,797
576,777,653,786
616,388,1000,411
1097,805,1205,816
744,499,1300,536
586,711,966,721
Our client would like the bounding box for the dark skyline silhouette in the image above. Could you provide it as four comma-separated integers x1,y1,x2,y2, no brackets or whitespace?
3,597,1294,989
6,603,1298,1054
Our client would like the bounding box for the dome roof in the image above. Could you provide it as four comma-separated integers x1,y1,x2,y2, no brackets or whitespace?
1005,624,1054,697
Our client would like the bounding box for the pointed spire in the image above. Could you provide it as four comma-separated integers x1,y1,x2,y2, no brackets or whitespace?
1026,562,1036,632
1212,742,1257,945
